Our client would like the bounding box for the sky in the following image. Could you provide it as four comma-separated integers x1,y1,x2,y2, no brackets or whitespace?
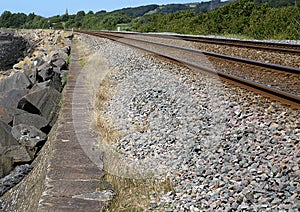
0,0,200,18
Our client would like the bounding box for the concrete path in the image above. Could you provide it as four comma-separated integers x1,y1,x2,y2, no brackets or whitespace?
37,42,112,211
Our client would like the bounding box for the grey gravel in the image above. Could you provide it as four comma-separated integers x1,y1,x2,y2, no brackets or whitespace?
80,34,300,211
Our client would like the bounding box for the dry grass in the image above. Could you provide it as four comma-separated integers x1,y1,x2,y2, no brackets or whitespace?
93,78,121,144
94,80,174,211
95,79,113,109
104,174,173,212
96,113,121,144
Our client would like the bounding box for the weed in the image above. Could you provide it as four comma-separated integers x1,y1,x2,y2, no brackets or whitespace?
61,71,68,87
104,174,173,211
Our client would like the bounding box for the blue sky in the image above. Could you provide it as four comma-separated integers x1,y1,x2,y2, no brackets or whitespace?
0,0,201,17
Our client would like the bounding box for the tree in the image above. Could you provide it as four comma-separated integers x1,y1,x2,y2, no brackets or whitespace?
0,11,12,27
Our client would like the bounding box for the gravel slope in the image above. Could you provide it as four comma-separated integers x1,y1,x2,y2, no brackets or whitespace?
80,34,300,211
122,34,300,69
118,34,300,96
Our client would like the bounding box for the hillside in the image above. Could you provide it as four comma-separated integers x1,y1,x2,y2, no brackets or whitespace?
256,0,298,7
110,1,229,17
131,0,300,39
0,0,299,39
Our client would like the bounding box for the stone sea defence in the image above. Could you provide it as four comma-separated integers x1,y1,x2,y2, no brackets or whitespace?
0,30,73,197
0,30,28,72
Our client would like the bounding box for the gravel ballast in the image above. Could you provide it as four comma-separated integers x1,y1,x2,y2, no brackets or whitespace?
79,34,300,211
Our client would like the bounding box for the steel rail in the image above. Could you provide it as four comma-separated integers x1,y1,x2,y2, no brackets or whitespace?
90,30,300,54
85,31,300,74
161,34,300,54
77,30,300,106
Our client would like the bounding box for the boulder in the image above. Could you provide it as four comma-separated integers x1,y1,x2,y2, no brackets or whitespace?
0,121,19,148
63,32,74,40
51,71,63,92
50,51,67,70
11,124,47,159
37,63,54,81
54,34,63,45
17,87,61,126
0,89,28,108
30,80,53,93
0,71,32,92
13,56,34,71
13,112,49,131
0,34,27,71
11,124,47,147
61,45,71,55
31,56,45,67
24,68,38,85
0,121,31,176
0,145,32,163
0,89,28,125
51,57,67,71
0,156,13,178
0,105,23,125
31,49,45,58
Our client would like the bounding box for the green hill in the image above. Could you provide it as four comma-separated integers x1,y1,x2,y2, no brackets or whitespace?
256,0,298,7
0,0,299,39
131,0,300,39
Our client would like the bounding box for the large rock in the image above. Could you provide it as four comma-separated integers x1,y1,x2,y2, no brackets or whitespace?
11,124,47,144
0,157,13,178
11,124,47,158
0,106,22,125
51,71,63,92
0,89,29,125
0,121,19,148
37,63,54,81
30,80,53,92
0,145,32,163
0,33,28,71
36,57,64,92
13,56,34,71
0,89,28,108
24,68,38,85
31,56,45,68
17,87,61,127
0,121,31,176
13,112,49,131
61,45,71,55
0,71,31,92
50,51,68,71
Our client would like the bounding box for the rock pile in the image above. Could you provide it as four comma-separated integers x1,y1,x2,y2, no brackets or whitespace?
0,30,28,71
0,30,72,196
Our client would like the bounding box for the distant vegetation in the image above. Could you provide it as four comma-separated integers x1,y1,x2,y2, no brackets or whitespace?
0,0,299,39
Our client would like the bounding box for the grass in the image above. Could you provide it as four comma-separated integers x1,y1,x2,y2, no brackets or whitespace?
96,113,121,144
95,79,113,109
61,71,68,87
93,78,121,144
93,76,174,211
66,55,71,66
104,174,173,211
80,57,87,67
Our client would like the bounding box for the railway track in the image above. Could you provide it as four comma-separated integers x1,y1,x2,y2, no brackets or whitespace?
76,30,300,108
87,31,300,55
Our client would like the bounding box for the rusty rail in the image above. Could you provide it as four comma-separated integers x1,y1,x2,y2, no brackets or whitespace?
77,30,300,107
